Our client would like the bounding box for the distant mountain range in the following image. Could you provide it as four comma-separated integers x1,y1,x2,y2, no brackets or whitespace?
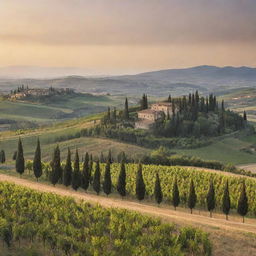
0,65,256,97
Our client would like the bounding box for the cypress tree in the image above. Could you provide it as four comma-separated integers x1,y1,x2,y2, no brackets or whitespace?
168,94,171,102
16,138,24,176
51,146,61,186
206,179,215,217
103,161,112,196
222,180,231,220
135,163,146,201
154,173,163,205
188,179,197,214
81,152,90,191
237,181,248,223
12,151,17,160
0,150,5,163
93,160,101,195
71,149,81,191
100,152,105,163
243,111,247,121
33,138,42,181
123,97,129,120
172,177,180,210
89,154,93,184
63,148,72,187
117,161,126,198
108,149,113,164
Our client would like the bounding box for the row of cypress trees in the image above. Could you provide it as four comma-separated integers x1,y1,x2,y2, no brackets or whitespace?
15,138,248,222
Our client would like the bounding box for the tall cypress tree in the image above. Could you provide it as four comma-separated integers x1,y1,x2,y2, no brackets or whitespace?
243,111,247,121
154,173,163,205
0,150,5,163
81,152,90,191
93,160,101,195
188,179,197,214
136,163,146,201
222,180,231,220
51,146,61,186
237,181,248,223
63,148,72,187
16,138,24,176
71,149,81,191
33,138,42,181
108,149,113,164
206,179,215,217
172,177,180,210
117,161,126,198
123,97,129,120
103,161,112,196
89,154,93,184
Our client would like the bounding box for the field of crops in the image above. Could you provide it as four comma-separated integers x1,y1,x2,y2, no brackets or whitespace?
0,182,211,256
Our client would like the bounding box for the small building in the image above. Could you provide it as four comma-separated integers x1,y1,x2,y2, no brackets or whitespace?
151,102,172,116
137,109,162,121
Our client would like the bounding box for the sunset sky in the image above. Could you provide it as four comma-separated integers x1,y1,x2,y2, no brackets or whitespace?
0,0,256,74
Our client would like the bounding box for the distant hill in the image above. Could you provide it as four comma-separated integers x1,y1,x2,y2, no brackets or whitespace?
0,65,256,96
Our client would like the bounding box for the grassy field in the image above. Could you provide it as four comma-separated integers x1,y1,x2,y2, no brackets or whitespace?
0,93,125,129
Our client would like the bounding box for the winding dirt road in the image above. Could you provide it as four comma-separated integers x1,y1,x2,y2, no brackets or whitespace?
1,173,256,255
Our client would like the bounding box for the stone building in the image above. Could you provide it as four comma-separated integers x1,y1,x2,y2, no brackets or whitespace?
151,102,172,116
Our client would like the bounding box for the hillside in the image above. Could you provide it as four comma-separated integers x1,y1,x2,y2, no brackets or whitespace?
1,66,256,97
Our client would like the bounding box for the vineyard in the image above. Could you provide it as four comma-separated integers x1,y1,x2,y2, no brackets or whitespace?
25,159,256,216
0,181,211,256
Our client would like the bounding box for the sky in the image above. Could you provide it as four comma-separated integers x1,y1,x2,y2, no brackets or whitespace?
0,0,256,75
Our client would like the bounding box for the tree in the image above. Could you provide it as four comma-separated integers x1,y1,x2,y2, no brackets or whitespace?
206,179,215,217
117,161,126,198
0,150,5,163
107,149,113,164
136,163,145,201
33,138,42,181
237,181,248,223
103,161,112,196
187,179,197,214
63,148,72,187
16,138,25,176
71,149,81,191
222,180,231,220
123,97,129,120
172,177,180,210
12,151,17,160
243,111,247,121
93,160,101,195
154,173,163,205
51,146,61,186
81,152,90,191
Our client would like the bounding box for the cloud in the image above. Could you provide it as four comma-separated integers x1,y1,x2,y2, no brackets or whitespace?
0,0,256,46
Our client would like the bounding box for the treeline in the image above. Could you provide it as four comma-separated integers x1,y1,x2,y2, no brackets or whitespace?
0,182,212,255
13,138,253,223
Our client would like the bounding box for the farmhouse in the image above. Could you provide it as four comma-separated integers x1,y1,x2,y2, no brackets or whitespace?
151,102,172,115
135,103,171,129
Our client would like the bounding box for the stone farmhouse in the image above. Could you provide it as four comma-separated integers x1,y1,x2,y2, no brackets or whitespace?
135,102,172,129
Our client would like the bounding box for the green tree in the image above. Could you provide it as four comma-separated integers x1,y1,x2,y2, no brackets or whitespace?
117,161,126,198
51,146,61,186
93,160,101,195
103,161,112,196
237,181,248,223
0,150,5,163
71,149,81,191
12,151,17,160
123,97,129,120
16,138,25,176
81,152,90,191
206,179,215,217
154,173,163,205
136,163,145,201
187,179,197,214
33,138,42,181
222,180,231,220
108,149,113,164
63,148,72,187
172,177,180,210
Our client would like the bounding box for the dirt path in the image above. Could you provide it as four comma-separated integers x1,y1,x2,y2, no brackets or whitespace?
0,173,256,234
